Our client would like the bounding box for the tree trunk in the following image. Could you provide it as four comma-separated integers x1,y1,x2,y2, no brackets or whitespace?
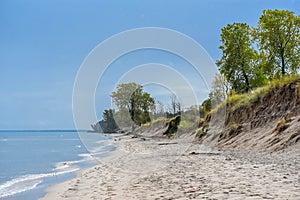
242,68,250,92
280,47,285,76
281,57,285,76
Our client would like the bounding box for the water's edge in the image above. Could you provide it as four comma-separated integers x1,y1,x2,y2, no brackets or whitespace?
0,131,116,200
37,133,117,200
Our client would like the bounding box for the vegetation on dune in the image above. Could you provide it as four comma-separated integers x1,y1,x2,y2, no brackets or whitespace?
178,119,194,131
205,9,300,115
217,22,263,93
255,10,300,78
95,9,300,139
216,9,299,93
163,115,181,137
225,75,300,112
111,83,155,129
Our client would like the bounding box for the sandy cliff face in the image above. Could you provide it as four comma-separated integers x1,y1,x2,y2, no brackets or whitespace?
134,116,181,138
197,78,300,154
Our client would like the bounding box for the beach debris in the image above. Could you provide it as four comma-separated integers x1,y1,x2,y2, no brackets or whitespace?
157,142,178,146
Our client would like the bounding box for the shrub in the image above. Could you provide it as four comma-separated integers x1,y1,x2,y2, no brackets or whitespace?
196,128,207,139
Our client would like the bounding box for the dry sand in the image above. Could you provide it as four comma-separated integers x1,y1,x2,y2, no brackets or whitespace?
40,133,300,200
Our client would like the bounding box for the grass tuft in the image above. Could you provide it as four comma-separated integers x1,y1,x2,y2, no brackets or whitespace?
226,75,300,112
178,120,194,131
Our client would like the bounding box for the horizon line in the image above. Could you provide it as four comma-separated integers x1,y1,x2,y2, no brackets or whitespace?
0,129,90,132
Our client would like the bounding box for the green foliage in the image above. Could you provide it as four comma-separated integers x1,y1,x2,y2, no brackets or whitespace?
202,98,212,114
217,9,300,94
142,116,177,127
268,74,300,88
164,115,181,137
255,9,300,78
150,117,167,124
226,75,300,111
182,105,200,124
102,109,115,123
196,117,209,139
196,128,206,139
111,83,155,127
99,109,118,133
199,106,205,118
111,83,139,110
114,107,132,128
178,120,194,131
227,87,267,111
217,23,261,93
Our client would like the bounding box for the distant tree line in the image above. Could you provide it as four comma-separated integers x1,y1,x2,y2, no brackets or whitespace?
96,82,198,132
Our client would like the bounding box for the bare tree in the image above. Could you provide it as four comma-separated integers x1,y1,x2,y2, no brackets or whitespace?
209,73,229,107
169,94,182,117
155,100,165,118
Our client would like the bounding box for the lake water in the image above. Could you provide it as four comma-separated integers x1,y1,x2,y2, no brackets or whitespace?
0,130,115,200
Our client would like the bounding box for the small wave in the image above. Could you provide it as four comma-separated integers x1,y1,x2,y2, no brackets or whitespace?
54,162,70,171
78,153,93,158
0,168,79,198
0,139,8,142
0,180,42,198
54,157,92,171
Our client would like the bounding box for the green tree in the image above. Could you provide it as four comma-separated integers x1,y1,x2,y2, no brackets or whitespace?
202,98,212,115
255,9,300,78
217,23,262,93
114,107,132,128
111,83,155,128
99,109,118,132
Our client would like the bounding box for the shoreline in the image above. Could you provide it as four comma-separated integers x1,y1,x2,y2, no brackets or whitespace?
0,130,104,200
39,133,300,200
39,133,124,200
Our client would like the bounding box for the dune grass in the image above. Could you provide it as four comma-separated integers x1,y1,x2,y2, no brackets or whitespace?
224,75,300,112
178,120,194,131
142,116,179,127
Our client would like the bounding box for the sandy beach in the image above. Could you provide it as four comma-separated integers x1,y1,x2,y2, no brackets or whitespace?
40,133,300,200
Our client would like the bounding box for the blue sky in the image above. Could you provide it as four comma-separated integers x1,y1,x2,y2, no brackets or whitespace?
0,0,299,130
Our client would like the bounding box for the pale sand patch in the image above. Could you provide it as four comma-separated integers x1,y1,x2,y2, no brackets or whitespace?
40,134,300,200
